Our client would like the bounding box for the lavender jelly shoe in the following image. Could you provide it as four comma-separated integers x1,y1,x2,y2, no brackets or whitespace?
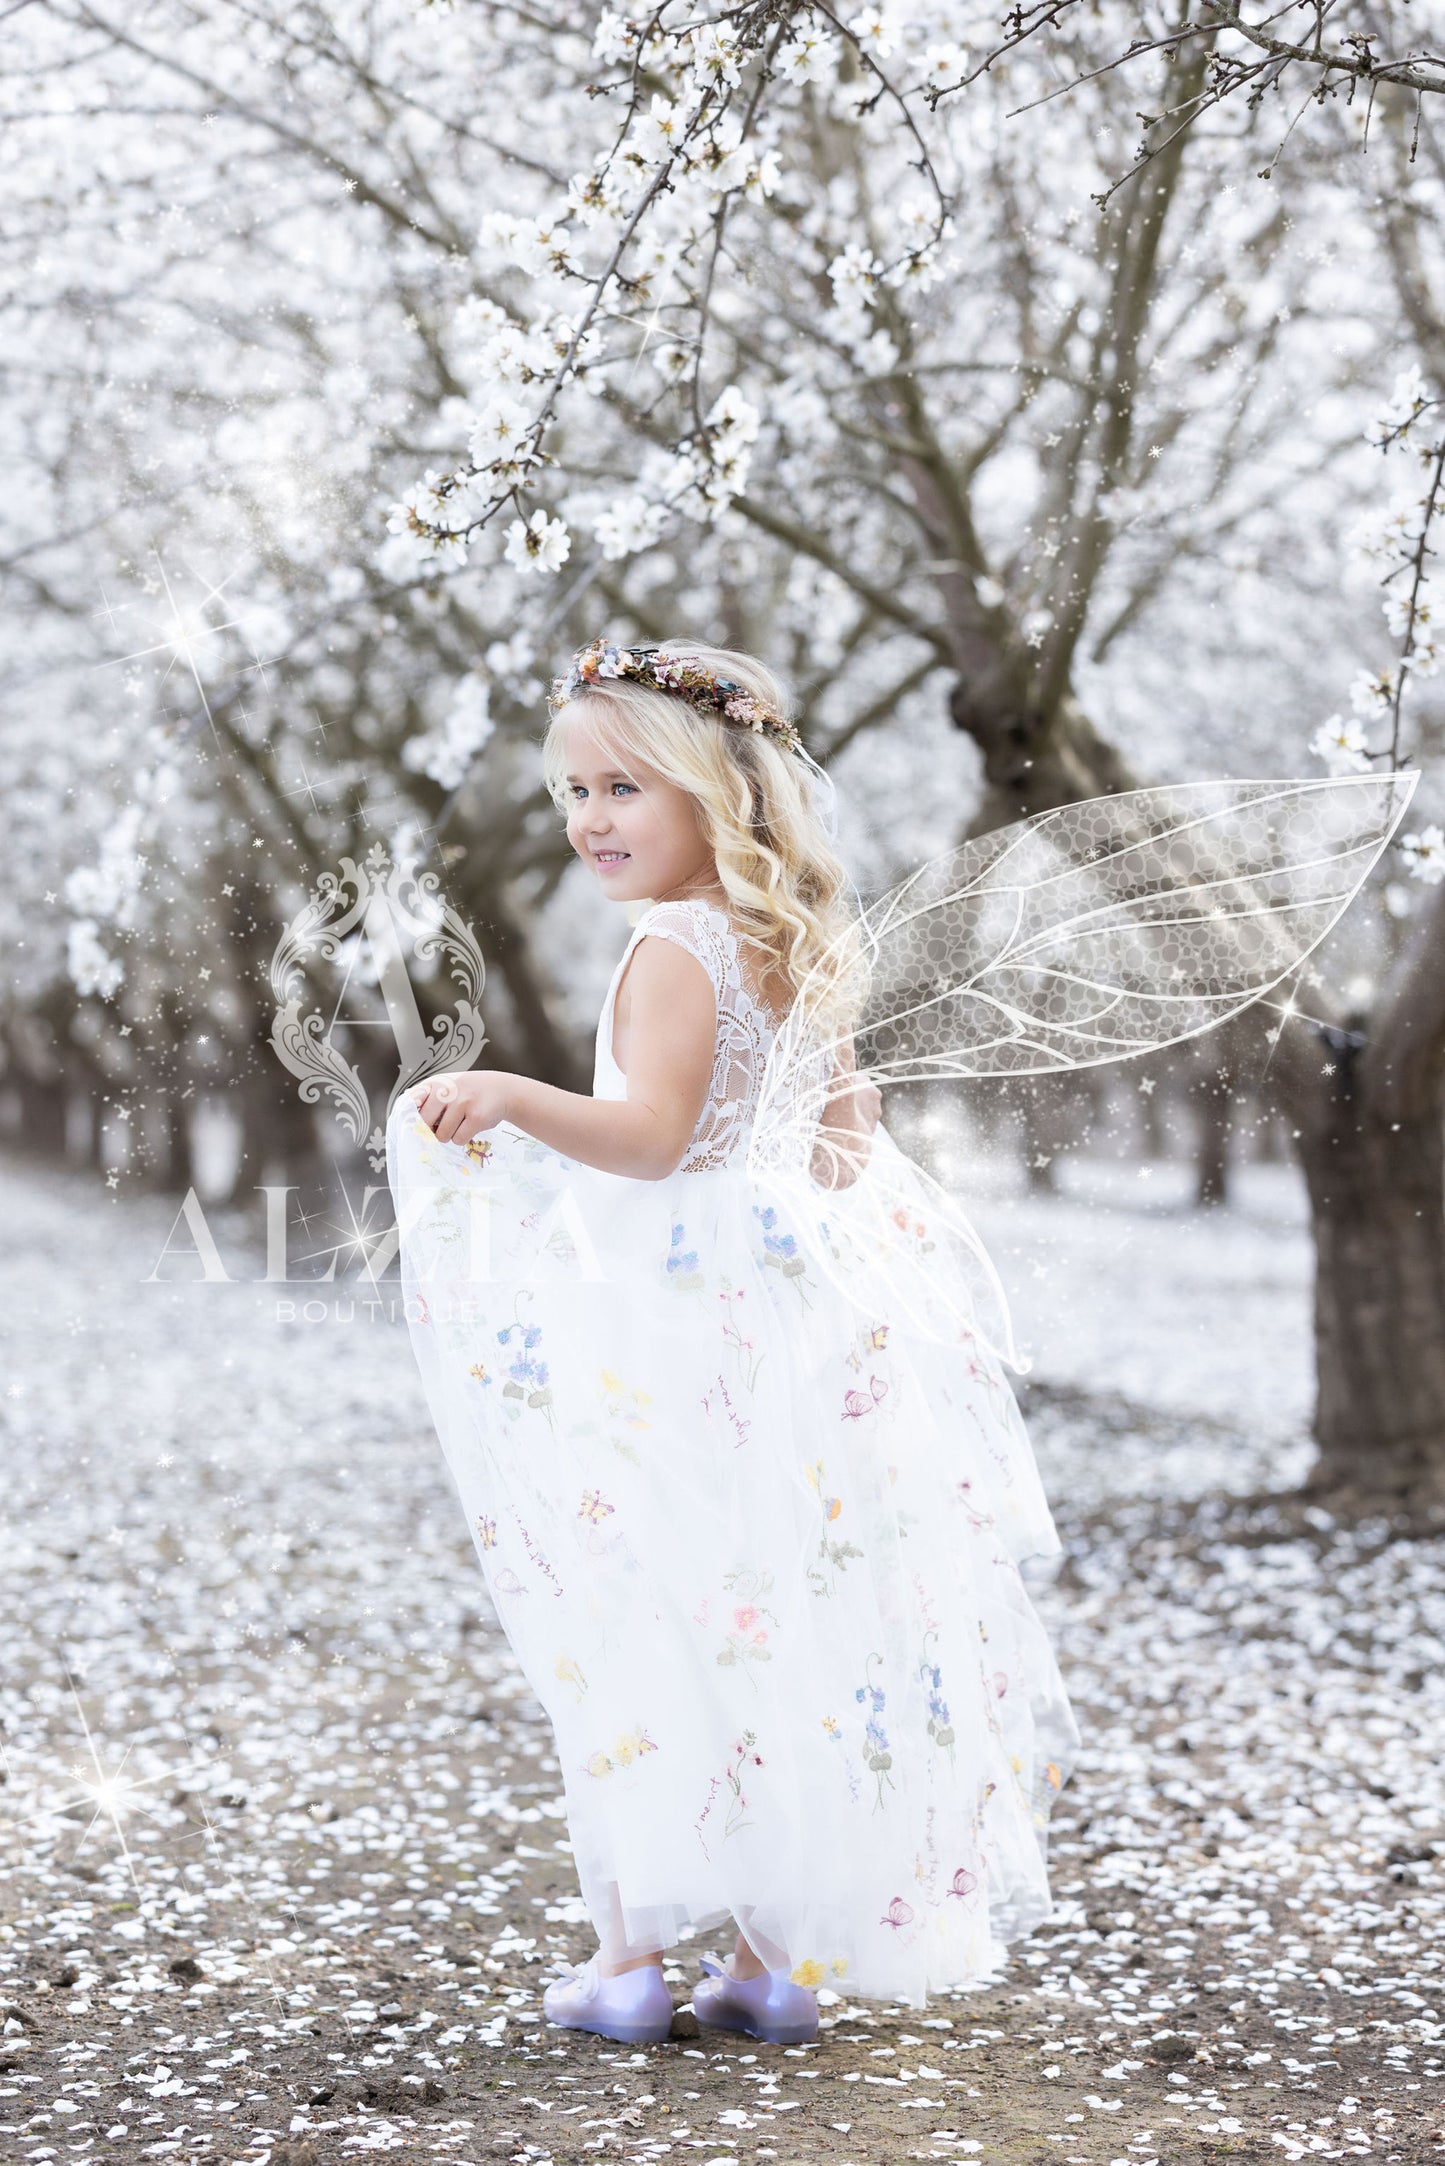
541,1954,674,2045
693,1955,819,2045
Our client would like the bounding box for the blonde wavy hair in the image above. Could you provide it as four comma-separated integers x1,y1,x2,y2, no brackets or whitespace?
542,638,870,1042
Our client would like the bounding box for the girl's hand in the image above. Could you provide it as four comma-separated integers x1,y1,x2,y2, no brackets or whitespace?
837,1072,883,1134
412,1069,516,1146
811,1046,882,1189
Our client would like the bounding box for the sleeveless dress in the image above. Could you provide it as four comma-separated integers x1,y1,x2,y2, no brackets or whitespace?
385,895,1079,2006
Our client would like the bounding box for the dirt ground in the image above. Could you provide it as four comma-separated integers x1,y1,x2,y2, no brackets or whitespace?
2,1160,1441,2162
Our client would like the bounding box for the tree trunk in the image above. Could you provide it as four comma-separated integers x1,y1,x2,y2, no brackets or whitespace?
165,1097,193,1192
15,1070,67,1157
1288,879,1445,1513
1298,1083,1445,1508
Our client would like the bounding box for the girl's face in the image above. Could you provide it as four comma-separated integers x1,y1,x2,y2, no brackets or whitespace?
561,703,718,903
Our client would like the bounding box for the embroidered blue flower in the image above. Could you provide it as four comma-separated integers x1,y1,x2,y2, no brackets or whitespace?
665,1222,700,1278
497,1320,548,1390
751,1201,799,1264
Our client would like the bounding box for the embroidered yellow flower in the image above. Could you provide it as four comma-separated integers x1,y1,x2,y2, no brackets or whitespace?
477,1515,497,1548
599,1368,654,1429
789,1958,824,1988
553,1653,588,1699
586,1727,659,1777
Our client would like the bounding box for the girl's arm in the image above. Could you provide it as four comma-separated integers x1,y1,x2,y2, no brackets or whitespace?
409,933,716,1180
810,1030,883,1190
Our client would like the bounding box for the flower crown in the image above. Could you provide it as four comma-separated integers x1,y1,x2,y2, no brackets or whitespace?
549,638,807,759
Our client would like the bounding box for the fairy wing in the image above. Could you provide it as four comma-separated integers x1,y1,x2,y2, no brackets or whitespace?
747,772,1418,1363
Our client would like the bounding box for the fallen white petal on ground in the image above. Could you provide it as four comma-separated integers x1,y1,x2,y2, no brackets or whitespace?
0,1155,1439,2163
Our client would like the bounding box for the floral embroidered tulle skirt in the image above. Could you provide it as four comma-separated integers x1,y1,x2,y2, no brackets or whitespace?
386,1092,1079,2006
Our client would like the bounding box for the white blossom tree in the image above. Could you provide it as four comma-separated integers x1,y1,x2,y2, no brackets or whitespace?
5,1,1444,1506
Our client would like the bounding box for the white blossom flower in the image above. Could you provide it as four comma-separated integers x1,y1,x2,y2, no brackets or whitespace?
67,917,124,999
478,209,526,257
1347,666,1395,717
485,634,540,702
1398,824,1445,884
689,24,742,90
848,5,898,57
593,495,668,561
468,396,533,466
828,243,880,306
775,33,837,86
1383,586,1432,638
921,42,969,89
1375,363,1432,436
504,508,571,575
1381,589,1439,678
852,327,900,376
773,380,832,446
451,295,508,346
633,94,696,164
65,805,145,927
592,10,636,65
1355,488,1429,563
657,445,704,500
705,384,761,448
402,674,495,790
895,195,946,245
885,237,950,294
746,150,781,201
565,166,628,226
482,212,571,277
1308,715,1371,775
692,124,754,198
386,471,470,565
471,320,557,386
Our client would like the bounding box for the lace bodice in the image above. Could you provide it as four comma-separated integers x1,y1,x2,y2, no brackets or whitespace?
593,896,792,1174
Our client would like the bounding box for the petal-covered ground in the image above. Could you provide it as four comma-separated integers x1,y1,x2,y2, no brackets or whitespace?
1,1154,1441,2164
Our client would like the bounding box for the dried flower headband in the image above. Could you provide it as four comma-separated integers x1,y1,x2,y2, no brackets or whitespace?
550,638,807,759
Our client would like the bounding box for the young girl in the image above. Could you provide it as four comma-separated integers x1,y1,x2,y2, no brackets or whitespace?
386,636,1079,2044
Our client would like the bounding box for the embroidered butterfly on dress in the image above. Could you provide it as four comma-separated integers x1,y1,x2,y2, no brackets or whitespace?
843,1375,889,1420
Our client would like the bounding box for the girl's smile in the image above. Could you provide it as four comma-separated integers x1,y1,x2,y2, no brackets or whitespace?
562,702,720,905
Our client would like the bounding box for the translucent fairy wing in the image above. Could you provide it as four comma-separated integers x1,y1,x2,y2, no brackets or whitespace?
756,771,1416,1143
747,772,1417,1362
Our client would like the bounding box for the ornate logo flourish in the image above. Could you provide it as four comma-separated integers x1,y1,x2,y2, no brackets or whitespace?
268,844,487,1167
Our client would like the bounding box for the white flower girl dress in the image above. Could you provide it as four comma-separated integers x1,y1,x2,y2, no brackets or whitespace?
387,891,1077,2007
